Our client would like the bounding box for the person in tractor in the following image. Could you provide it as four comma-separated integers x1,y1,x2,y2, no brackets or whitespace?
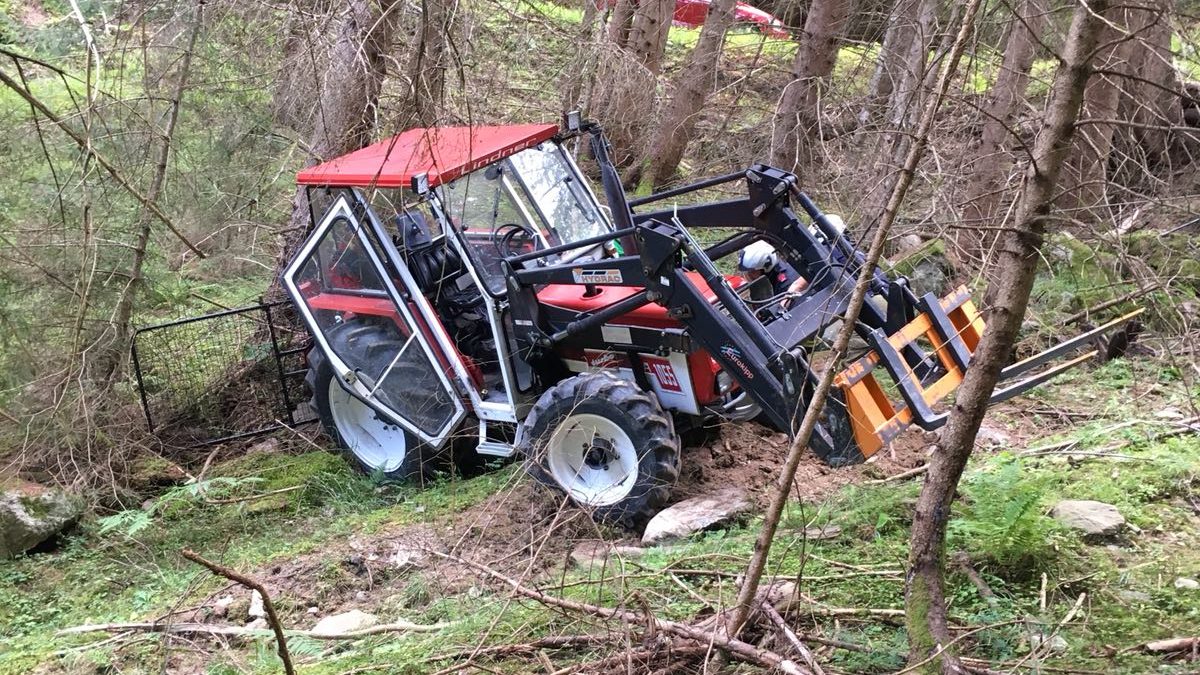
738,240,808,307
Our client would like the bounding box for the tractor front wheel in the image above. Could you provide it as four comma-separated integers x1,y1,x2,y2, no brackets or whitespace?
518,371,680,528
306,320,443,482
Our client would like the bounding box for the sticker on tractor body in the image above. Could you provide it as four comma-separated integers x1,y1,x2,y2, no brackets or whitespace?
566,349,699,414
572,268,623,285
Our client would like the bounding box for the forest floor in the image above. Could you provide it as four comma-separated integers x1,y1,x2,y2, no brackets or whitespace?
3,351,1199,674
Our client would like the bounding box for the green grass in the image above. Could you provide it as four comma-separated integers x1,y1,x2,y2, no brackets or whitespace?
5,391,1200,674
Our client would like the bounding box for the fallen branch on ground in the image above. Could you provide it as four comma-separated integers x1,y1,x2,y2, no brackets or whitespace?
1063,284,1160,326
58,619,452,639
1139,637,1200,653
427,634,614,662
204,485,305,505
421,547,811,675
866,464,929,485
180,549,294,675
762,601,825,675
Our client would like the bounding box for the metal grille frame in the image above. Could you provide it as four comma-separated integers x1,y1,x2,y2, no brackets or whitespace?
131,301,316,446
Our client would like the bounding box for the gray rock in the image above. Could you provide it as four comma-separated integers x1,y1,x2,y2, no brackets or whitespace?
1117,590,1150,603
0,480,84,558
249,590,265,619
389,546,425,570
975,423,1011,448
570,541,647,567
1173,577,1199,590
1051,500,1126,538
1029,633,1069,654
311,609,379,635
643,488,754,544
893,234,924,253
1044,232,1080,266
906,257,950,297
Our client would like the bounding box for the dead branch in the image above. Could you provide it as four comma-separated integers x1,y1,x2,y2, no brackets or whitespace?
428,634,614,663
1063,283,1161,326
204,485,304,505
58,619,451,640
422,548,810,675
762,601,826,675
0,67,205,258
180,549,295,675
866,464,930,485
1140,637,1200,653
952,552,997,608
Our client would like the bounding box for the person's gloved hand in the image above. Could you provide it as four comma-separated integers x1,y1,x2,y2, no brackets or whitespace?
780,276,809,309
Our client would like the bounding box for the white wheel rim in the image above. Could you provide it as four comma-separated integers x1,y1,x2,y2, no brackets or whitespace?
327,378,408,473
544,413,638,507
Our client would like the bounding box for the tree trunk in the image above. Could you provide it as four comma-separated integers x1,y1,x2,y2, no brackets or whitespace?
101,2,203,382
956,0,1048,259
410,0,453,125
726,0,983,640
627,0,674,76
1110,1,1183,184
607,0,636,46
1061,1,1180,219
563,0,604,112
859,0,937,127
905,1,1110,671
859,0,937,234
769,0,853,176
636,0,738,189
278,0,402,265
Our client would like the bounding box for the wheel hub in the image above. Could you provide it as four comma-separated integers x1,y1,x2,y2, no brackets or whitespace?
582,437,616,470
544,413,639,507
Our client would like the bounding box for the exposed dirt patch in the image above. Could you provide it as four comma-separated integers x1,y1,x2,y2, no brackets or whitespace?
674,420,931,506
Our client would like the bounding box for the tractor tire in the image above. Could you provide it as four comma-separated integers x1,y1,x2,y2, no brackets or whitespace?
306,319,446,482
517,371,680,529
808,387,865,467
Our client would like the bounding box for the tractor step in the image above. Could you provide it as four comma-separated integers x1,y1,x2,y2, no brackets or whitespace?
832,288,1144,458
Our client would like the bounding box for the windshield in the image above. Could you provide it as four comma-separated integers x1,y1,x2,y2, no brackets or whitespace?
438,141,611,294
508,142,609,245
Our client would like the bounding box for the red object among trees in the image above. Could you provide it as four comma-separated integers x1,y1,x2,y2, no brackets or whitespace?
673,0,789,37
599,0,790,38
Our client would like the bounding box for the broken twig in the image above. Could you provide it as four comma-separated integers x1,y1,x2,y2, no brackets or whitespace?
180,549,295,675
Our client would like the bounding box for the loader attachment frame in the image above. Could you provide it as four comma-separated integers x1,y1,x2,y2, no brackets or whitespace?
505,122,1143,462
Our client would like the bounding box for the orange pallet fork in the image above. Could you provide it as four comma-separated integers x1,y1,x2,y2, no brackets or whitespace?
834,286,1144,459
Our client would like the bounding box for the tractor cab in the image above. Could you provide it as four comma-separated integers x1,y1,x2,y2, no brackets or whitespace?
284,124,625,476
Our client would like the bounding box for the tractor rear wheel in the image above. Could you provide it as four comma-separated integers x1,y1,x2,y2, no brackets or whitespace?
518,371,680,529
306,319,444,481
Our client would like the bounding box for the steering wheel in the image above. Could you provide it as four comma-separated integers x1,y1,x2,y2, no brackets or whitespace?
493,223,539,258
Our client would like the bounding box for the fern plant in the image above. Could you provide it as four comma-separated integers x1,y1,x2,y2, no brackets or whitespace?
949,458,1063,575
97,476,264,538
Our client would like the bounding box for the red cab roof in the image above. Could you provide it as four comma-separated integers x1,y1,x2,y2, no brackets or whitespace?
296,123,559,189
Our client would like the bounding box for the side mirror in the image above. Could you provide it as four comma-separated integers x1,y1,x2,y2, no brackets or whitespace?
565,110,582,132
411,173,430,196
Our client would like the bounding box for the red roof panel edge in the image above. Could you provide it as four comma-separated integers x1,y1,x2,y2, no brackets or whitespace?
295,124,559,189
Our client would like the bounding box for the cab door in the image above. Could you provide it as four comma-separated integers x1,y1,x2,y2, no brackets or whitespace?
282,193,466,447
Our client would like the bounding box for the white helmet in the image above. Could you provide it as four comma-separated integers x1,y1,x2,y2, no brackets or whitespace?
738,241,779,273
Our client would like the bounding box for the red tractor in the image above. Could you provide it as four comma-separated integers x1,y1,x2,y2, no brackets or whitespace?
283,117,1132,527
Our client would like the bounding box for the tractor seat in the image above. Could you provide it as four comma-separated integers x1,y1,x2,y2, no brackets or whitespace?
537,272,745,330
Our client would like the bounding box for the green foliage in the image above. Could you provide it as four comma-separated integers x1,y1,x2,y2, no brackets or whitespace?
97,476,263,537
950,458,1064,574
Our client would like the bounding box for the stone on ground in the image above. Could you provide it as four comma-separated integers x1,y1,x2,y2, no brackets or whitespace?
311,609,379,635
0,479,84,558
570,541,646,567
1051,500,1125,538
1173,577,1199,590
642,487,754,544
